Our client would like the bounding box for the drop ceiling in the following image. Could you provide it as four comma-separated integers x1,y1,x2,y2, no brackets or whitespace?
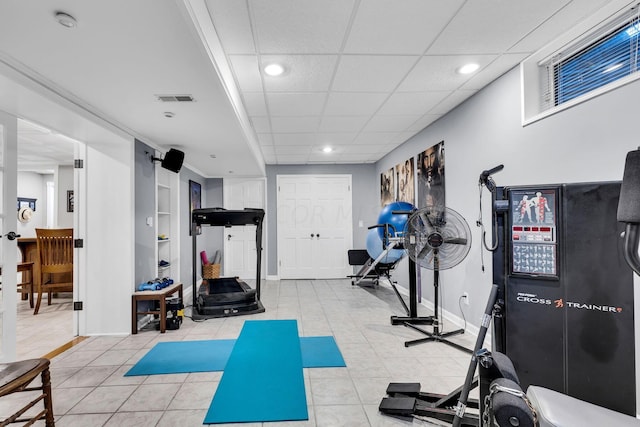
0,0,621,177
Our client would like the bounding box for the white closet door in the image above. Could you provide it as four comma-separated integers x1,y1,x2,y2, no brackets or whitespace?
223,178,265,280
277,175,352,279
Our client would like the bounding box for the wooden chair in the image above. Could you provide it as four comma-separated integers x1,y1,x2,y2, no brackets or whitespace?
17,261,34,308
34,228,73,315
0,358,55,426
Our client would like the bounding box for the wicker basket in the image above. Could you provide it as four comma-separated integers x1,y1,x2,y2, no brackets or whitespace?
203,263,220,279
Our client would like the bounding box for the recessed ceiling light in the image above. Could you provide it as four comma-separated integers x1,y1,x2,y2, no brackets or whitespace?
163,112,175,118
54,11,77,29
458,63,479,74
322,146,333,153
264,63,285,76
209,154,217,159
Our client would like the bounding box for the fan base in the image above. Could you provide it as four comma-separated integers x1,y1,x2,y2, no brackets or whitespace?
403,323,472,353
390,315,434,326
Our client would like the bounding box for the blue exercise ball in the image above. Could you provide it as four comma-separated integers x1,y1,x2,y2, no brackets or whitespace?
377,201,415,241
366,228,404,264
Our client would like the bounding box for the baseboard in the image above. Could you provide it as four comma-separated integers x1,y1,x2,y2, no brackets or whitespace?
379,280,492,349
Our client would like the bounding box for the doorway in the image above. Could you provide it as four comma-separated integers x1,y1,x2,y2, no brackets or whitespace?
277,174,353,279
15,118,77,360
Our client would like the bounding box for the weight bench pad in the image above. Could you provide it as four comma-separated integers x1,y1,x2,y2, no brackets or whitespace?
527,386,640,427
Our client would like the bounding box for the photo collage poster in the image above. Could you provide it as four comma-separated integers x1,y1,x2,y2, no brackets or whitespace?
395,157,415,206
417,141,445,210
380,167,394,207
378,141,445,209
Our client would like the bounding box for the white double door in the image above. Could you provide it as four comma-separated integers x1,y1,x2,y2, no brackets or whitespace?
277,174,352,279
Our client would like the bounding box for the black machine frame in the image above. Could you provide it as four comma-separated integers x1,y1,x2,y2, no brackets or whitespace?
190,208,265,318
492,181,636,416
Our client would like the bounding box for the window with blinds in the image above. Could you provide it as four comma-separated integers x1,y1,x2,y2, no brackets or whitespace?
541,7,640,111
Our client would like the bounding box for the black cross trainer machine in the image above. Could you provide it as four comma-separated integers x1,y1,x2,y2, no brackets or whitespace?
190,208,265,320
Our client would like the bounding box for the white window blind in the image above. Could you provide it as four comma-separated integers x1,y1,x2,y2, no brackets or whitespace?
540,5,640,111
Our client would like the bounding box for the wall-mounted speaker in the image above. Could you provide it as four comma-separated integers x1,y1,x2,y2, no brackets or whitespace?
152,148,184,173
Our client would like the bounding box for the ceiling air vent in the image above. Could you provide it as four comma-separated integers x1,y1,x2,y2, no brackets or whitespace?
156,94,195,102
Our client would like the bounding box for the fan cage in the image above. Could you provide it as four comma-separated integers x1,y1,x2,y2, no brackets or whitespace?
403,206,472,270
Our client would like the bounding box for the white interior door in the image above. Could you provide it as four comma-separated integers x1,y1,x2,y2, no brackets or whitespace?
0,111,19,362
223,178,265,279
277,175,352,279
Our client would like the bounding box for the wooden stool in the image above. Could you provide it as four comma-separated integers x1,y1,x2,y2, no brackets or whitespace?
17,262,34,308
0,358,55,426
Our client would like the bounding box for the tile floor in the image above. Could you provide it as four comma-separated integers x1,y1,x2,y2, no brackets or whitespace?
16,294,74,360
6,279,480,426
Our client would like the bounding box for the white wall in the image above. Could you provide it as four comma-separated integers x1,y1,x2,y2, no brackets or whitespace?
81,139,134,336
56,165,73,227
377,66,640,410
16,171,46,237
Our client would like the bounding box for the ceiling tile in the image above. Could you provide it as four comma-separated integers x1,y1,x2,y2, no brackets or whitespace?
332,55,419,92
324,92,389,116
316,133,359,145
429,89,477,115
242,92,268,116
399,55,498,91
509,0,612,53
428,0,571,54
229,55,263,92
344,0,464,54
391,132,419,145
406,114,441,132
261,55,338,92
319,116,371,132
263,154,277,164
343,144,388,154
352,132,400,145
250,0,356,53
256,133,273,145
378,91,450,116
277,154,310,164
275,145,312,155
266,92,327,116
272,133,317,145
261,145,275,156
250,116,271,133
460,53,528,91
363,115,421,132
206,0,255,54
271,116,320,133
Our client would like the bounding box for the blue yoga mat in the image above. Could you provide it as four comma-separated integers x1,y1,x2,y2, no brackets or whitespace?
300,335,346,367
125,336,345,376
125,339,236,376
204,319,308,424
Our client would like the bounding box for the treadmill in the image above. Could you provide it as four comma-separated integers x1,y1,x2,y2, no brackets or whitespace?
191,207,265,319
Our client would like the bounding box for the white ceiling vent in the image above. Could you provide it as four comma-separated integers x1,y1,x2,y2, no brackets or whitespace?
156,94,195,102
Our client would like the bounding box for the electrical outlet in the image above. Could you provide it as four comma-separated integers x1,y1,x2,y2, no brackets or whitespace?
462,292,470,306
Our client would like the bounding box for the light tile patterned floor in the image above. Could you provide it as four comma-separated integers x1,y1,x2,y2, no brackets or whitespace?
17,294,74,360
8,280,480,426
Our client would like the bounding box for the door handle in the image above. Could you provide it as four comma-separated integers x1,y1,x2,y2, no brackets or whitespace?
227,234,232,241
3,231,20,240
316,233,320,239
310,233,315,238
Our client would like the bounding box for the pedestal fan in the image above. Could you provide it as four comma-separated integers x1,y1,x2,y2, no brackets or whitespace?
400,206,472,352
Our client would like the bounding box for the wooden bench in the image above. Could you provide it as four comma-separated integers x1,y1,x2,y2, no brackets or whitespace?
131,282,183,334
